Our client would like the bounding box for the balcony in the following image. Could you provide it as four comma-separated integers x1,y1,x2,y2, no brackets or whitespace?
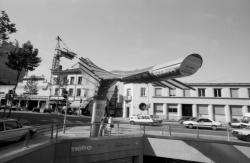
124,96,132,102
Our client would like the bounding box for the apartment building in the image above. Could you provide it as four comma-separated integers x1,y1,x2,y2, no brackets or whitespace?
50,67,99,113
123,83,250,123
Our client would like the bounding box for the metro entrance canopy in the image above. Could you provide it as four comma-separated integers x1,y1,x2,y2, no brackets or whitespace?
79,53,202,89
77,53,203,137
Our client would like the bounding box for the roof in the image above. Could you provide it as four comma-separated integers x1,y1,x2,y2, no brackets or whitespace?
186,83,250,87
79,57,119,80
23,75,45,81
52,68,82,75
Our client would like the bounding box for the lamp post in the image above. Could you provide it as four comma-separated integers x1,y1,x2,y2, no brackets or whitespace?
62,89,68,133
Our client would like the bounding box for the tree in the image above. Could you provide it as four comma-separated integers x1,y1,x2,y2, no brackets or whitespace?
24,79,38,95
5,41,41,116
0,11,17,42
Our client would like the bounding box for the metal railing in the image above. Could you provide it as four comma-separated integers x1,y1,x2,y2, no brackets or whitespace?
13,121,248,149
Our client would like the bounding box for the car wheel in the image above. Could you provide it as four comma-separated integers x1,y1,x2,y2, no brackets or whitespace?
212,125,217,130
188,124,193,129
130,121,135,125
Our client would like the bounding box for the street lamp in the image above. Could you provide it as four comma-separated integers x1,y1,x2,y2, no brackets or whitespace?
62,89,68,133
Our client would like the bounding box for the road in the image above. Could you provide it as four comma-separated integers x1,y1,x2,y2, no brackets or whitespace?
116,123,246,143
0,111,91,125
1,111,249,153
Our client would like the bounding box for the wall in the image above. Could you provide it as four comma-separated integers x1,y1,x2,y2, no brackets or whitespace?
144,136,250,163
3,135,250,163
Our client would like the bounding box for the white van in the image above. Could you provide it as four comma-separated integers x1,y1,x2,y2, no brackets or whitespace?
129,114,162,126
240,113,250,127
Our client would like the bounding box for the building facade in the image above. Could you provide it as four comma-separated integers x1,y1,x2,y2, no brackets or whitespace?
123,83,250,124
0,75,50,110
50,67,99,114
50,63,124,116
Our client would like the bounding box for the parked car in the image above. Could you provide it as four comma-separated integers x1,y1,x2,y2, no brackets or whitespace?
232,126,250,142
0,118,37,143
229,118,241,128
129,114,162,126
183,117,222,130
240,113,250,128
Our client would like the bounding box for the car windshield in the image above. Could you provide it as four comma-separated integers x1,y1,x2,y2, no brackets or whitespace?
242,116,250,122
190,117,198,121
246,126,250,129
232,119,240,122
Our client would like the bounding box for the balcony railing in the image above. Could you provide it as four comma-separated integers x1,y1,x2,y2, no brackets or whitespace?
124,96,132,101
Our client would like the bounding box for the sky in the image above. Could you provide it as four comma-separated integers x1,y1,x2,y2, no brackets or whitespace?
1,0,250,83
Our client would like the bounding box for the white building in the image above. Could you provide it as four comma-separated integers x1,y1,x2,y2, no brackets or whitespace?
50,67,99,113
0,75,50,110
123,83,250,124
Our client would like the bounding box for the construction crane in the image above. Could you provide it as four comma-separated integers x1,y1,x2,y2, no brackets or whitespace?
46,36,78,111
51,36,77,71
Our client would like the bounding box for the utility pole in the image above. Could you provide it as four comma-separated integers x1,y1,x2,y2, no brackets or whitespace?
62,89,68,133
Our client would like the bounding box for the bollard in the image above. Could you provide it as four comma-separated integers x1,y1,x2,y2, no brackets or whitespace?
90,123,93,137
227,125,230,141
117,122,120,135
56,124,58,140
161,125,164,136
23,132,30,148
169,124,172,136
50,125,54,139
196,124,199,139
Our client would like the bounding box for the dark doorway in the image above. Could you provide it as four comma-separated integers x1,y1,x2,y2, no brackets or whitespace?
27,100,38,111
144,155,202,163
182,104,192,117
126,107,130,117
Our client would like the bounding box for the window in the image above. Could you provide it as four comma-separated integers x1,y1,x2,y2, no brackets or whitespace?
84,89,88,97
0,122,4,131
126,88,131,96
214,88,222,97
230,88,239,98
154,103,163,114
184,89,190,97
76,88,81,96
63,77,68,85
169,88,176,96
5,121,19,130
197,119,205,122
168,104,177,113
69,88,73,96
78,77,82,84
54,77,59,84
155,88,162,96
198,88,205,97
204,119,212,122
140,87,146,97
55,88,59,96
70,77,74,84
248,88,250,98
